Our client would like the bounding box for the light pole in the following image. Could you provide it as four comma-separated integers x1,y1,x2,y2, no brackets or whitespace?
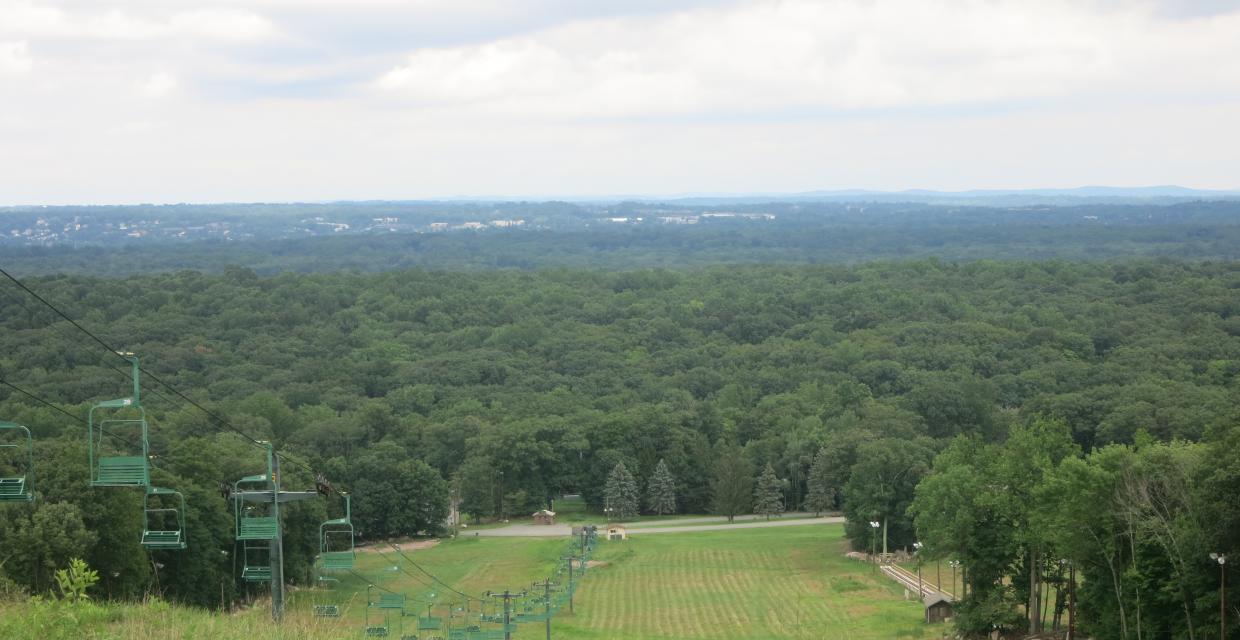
913,542,924,600
869,521,881,566
1212,553,1227,640
948,560,961,599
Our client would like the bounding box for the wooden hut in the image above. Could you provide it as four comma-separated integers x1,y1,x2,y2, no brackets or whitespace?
532,509,556,525
923,593,954,623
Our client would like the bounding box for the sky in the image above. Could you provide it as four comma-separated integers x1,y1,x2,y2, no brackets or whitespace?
1,0,1239,205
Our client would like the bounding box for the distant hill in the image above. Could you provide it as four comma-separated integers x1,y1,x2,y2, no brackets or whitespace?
654,185,1240,207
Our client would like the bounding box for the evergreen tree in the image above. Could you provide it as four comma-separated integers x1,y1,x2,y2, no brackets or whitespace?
754,462,785,521
646,458,677,516
711,444,753,522
604,462,640,521
804,448,835,516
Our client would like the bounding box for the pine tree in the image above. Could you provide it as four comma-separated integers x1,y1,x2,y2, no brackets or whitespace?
646,458,677,516
804,448,836,516
754,462,784,521
711,444,753,522
603,461,640,521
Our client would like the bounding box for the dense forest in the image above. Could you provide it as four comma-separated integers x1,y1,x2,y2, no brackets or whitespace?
1,259,1238,636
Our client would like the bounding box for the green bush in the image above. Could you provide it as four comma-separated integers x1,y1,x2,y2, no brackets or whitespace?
53,558,99,603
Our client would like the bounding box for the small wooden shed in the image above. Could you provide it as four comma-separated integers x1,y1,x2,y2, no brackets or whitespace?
606,525,627,541
532,509,556,525
923,593,954,623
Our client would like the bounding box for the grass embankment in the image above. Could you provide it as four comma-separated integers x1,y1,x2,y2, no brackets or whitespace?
2,524,947,639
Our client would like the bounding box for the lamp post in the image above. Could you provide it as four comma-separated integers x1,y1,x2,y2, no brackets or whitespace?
913,542,924,599
498,471,505,522
948,560,961,599
1212,553,1227,640
869,521,881,566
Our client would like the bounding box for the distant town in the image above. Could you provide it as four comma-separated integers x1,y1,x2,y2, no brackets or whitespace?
0,203,778,247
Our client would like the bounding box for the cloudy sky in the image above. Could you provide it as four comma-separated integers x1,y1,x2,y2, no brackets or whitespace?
1,0,1238,204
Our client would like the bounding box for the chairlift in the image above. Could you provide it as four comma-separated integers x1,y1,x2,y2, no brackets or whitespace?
319,492,355,571
141,487,187,549
0,422,34,503
240,540,272,582
234,444,278,541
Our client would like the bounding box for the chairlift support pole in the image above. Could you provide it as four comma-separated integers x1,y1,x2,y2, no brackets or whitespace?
533,578,556,640
232,445,318,623
487,589,525,640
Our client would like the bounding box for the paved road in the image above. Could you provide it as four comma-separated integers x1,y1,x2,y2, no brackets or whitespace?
622,515,843,534
623,512,825,528
466,515,844,537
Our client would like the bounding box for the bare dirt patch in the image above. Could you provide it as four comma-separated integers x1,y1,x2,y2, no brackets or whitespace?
355,538,439,554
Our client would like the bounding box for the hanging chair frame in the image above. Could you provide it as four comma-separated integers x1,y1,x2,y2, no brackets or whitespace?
319,492,355,571
88,355,149,487
141,487,187,550
0,422,34,503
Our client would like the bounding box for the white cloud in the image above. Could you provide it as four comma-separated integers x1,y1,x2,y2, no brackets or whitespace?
0,40,31,74
138,71,177,98
375,0,1240,118
0,2,277,41
0,0,1238,203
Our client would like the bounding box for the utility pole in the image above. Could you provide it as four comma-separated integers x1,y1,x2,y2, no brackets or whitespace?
533,578,557,640
487,590,525,640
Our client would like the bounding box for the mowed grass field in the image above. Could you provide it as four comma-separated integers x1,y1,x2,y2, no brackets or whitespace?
554,525,944,640
1,523,947,639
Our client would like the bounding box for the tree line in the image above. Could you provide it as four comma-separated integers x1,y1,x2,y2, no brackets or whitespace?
0,259,1237,635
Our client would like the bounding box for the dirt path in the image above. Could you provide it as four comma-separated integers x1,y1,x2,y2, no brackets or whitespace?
355,538,440,553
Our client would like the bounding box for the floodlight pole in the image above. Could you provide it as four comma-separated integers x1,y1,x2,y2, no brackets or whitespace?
1213,554,1227,640
1068,560,1077,640
913,542,923,600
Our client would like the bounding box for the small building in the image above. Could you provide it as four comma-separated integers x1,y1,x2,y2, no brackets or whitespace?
923,593,954,623
532,510,556,525
606,525,627,541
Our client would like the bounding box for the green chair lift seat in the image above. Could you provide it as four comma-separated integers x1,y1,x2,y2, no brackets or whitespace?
375,594,405,609
321,550,355,571
364,626,390,637
141,529,186,550
0,424,33,502
94,455,149,486
417,616,443,630
242,564,272,582
238,516,279,540
313,604,341,618
0,476,31,502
